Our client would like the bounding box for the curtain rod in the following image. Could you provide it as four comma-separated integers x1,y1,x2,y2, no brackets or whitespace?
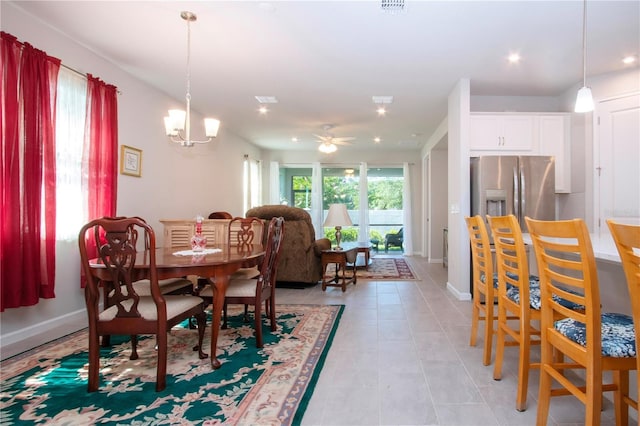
3,33,122,95
61,63,122,95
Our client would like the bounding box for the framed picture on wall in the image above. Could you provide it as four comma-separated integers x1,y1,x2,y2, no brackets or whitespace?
120,145,142,177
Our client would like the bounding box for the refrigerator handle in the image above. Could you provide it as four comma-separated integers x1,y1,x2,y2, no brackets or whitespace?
513,166,520,221
520,167,526,224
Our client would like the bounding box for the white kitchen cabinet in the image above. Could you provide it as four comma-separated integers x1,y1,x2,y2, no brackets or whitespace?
470,114,535,152
470,112,571,193
538,115,571,193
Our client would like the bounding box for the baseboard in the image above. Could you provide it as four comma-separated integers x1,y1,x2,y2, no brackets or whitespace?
446,281,472,301
0,309,86,360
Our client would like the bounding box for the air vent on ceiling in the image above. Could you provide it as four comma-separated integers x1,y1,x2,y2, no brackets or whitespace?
381,0,405,12
255,96,278,104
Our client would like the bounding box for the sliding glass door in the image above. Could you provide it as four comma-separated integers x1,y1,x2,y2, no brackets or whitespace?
277,165,404,251
367,167,404,252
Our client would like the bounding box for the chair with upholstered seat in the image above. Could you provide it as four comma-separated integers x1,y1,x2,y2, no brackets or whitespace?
200,216,285,348
488,214,585,412
228,216,265,279
224,217,265,323
526,217,636,425
384,228,403,252
464,215,499,366
607,219,640,419
487,214,547,411
79,216,207,392
101,217,194,346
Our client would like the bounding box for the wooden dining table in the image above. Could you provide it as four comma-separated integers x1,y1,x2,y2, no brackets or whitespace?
89,243,265,369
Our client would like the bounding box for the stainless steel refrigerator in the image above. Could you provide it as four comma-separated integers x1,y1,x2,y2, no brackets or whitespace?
470,156,556,232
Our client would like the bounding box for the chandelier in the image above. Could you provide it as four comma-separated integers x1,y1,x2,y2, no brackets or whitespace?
164,11,220,147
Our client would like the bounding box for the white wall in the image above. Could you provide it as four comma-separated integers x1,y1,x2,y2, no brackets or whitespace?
427,148,448,263
1,4,260,359
446,79,472,300
470,95,563,112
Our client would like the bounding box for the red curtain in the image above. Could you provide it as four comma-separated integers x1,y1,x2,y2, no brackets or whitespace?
81,74,118,267
1,32,60,311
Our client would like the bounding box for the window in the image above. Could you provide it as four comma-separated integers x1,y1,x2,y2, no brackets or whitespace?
292,175,312,208
278,165,405,244
55,68,87,240
1,31,118,309
243,156,261,213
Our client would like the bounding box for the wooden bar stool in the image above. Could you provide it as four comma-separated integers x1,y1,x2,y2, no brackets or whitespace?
465,215,500,366
607,219,640,422
527,217,636,425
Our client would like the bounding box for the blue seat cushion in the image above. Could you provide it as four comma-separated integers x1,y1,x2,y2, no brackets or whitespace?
480,272,499,289
505,277,584,311
554,313,636,358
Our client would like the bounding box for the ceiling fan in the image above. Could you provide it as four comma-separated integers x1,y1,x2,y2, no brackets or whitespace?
314,125,355,153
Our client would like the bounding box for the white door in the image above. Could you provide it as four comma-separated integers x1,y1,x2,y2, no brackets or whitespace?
596,94,640,230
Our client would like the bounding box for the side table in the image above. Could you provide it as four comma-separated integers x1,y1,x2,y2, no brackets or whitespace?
342,241,373,270
321,247,358,292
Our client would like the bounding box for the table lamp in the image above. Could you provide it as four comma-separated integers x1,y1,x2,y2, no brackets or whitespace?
324,204,352,250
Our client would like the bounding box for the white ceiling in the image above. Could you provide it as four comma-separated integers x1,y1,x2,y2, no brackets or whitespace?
8,1,640,152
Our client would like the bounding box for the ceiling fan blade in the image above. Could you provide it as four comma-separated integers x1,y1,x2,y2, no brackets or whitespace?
334,140,354,146
313,134,331,141
332,137,356,143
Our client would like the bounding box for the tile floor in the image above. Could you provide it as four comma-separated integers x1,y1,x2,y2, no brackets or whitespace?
276,255,635,426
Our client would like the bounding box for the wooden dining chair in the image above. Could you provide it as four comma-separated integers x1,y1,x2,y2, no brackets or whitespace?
208,211,233,219
101,216,195,345
607,219,640,420
487,214,585,412
200,217,285,348
79,216,208,392
526,217,636,425
228,217,265,279
464,215,499,366
225,217,266,322
487,214,544,411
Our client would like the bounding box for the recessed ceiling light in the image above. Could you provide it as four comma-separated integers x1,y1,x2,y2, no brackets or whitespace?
374,137,381,143
258,105,268,114
291,137,298,142
508,53,521,63
622,55,637,64
377,106,387,116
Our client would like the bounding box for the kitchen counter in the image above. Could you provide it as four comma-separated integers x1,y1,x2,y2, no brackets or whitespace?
522,232,620,264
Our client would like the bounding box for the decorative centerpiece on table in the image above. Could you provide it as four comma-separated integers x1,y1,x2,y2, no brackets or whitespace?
190,215,207,251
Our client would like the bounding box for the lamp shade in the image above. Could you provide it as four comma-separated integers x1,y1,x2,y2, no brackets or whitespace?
323,204,353,227
204,118,220,137
574,86,594,112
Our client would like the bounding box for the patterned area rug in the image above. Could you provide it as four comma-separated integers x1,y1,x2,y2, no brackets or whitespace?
0,304,343,425
325,256,418,281
357,257,419,280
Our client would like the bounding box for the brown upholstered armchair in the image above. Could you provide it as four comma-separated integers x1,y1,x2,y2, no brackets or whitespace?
245,205,331,286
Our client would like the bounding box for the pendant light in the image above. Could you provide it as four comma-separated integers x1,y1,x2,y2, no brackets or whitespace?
164,11,220,147
575,0,594,113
